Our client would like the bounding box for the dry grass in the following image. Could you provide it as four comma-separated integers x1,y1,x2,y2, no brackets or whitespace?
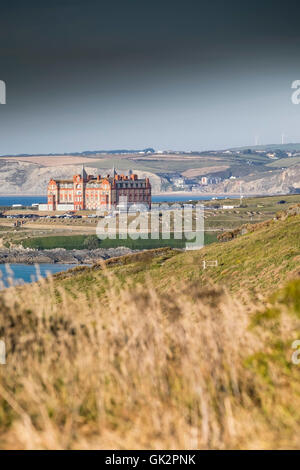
0,264,300,449
182,166,229,177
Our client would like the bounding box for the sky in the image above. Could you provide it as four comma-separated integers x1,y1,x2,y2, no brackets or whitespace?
1,0,300,154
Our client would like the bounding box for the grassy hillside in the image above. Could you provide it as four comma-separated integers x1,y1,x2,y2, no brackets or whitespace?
54,211,300,297
230,142,300,152
267,156,300,168
0,211,299,449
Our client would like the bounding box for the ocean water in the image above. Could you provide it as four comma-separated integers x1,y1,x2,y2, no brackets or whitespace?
0,195,239,207
0,196,47,207
152,195,215,203
152,195,239,202
0,263,73,288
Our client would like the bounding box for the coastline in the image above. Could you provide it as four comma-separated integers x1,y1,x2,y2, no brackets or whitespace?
0,247,136,265
0,191,288,199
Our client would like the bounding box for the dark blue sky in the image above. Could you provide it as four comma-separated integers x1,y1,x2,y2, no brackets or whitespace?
1,0,300,154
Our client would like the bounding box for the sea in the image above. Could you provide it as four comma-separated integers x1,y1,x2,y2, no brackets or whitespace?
0,196,47,207
0,263,73,288
151,195,236,203
0,195,237,207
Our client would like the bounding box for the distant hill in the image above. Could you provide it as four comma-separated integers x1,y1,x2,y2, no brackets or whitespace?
228,142,300,152
0,148,155,158
0,144,299,196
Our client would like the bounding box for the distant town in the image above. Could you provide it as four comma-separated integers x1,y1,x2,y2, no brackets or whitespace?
154,146,300,193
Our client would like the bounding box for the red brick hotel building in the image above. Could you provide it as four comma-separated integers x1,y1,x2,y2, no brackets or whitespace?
47,167,151,211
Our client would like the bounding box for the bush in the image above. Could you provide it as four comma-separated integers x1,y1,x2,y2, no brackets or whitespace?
83,235,100,250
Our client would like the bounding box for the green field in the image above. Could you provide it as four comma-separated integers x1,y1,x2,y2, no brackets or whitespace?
2,194,298,251
82,151,274,176
267,156,300,167
19,232,217,250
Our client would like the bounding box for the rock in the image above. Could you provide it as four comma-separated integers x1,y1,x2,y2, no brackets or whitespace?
0,247,136,264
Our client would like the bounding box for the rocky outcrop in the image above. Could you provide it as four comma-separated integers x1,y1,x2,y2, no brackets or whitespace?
0,246,135,264
212,165,300,195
